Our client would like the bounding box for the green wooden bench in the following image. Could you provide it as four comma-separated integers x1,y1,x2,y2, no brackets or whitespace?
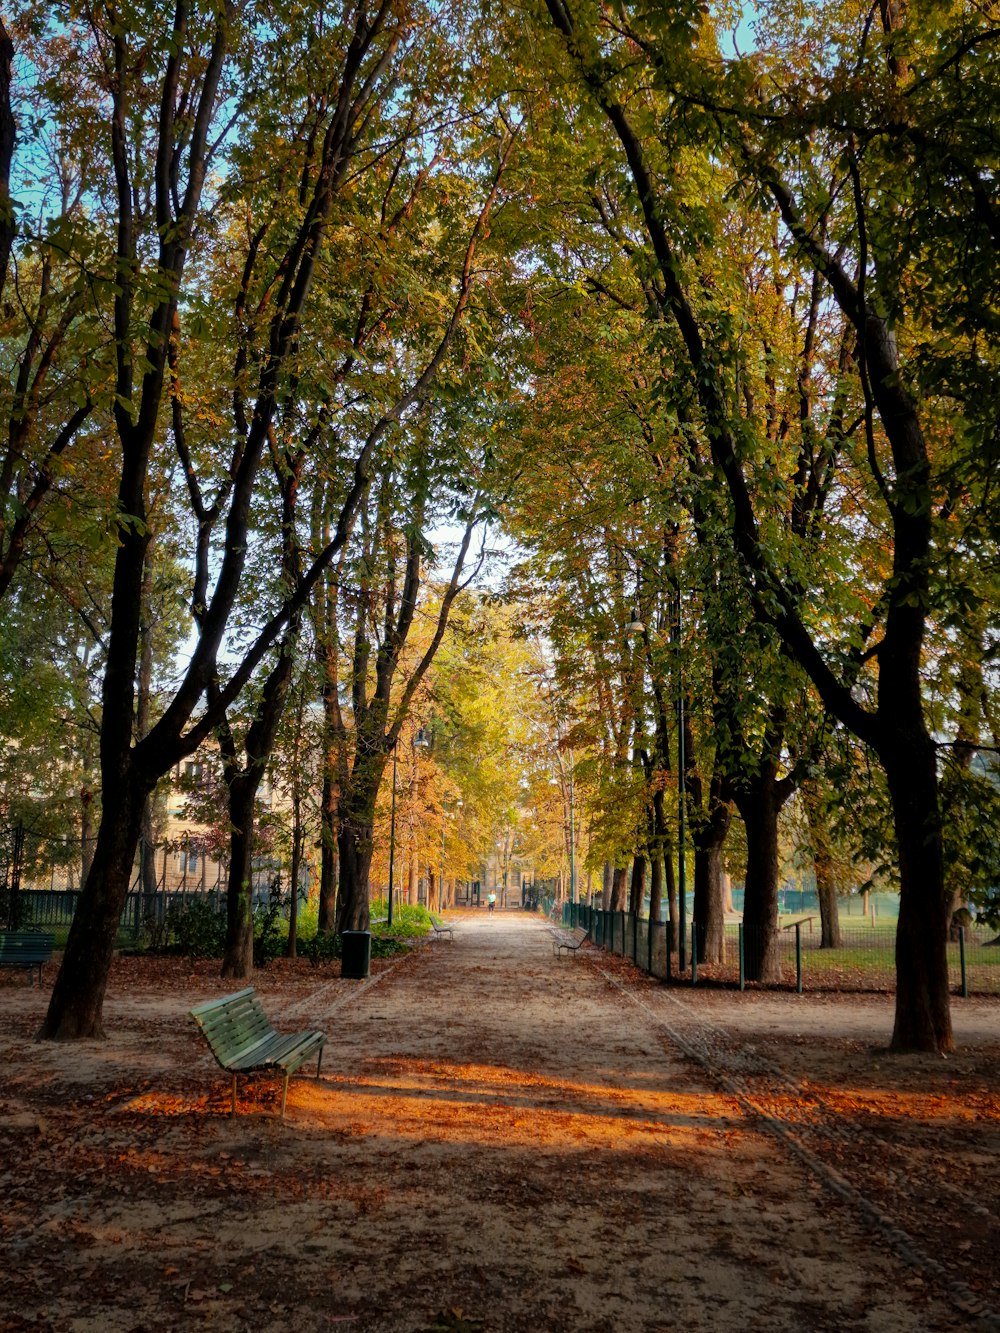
190,987,326,1118
429,919,454,942
0,931,55,985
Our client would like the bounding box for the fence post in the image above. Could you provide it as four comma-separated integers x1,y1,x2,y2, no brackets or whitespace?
739,923,745,992
959,926,968,998
691,922,697,986
795,922,803,995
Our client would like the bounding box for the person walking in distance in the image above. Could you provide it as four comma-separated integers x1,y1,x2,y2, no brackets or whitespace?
487,890,496,914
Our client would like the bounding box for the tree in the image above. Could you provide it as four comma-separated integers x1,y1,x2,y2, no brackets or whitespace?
535,0,1000,1050
40,0,493,1037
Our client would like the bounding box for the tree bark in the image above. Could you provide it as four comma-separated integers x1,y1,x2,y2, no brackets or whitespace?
610,865,628,911
407,845,418,906
693,837,727,965
628,853,646,915
735,767,784,983
804,782,842,948
287,811,302,959
691,772,732,966
602,860,613,910
38,764,153,1038
884,740,952,1051
648,855,662,924
335,745,387,933
318,769,339,933
220,771,255,979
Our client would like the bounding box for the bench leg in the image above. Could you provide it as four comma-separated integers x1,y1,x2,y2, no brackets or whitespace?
316,1047,324,1079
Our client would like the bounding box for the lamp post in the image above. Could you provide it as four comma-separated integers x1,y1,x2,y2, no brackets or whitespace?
413,725,431,906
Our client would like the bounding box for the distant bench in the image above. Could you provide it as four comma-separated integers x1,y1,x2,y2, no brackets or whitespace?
190,987,325,1118
429,920,454,942
0,931,54,986
551,925,589,958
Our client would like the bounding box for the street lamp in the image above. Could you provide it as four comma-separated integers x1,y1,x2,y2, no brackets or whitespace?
413,726,432,906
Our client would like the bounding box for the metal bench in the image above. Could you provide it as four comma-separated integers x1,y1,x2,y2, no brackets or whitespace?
429,920,454,942
190,987,325,1118
0,931,54,985
552,925,589,957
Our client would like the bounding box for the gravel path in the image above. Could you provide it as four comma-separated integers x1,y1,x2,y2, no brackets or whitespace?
1,910,996,1332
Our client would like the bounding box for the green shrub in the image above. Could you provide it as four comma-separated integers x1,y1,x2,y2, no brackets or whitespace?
252,894,287,967
304,929,341,965
161,896,227,958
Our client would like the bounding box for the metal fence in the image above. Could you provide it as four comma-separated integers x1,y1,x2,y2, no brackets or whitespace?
12,886,229,935
0,823,297,934
563,902,1000,997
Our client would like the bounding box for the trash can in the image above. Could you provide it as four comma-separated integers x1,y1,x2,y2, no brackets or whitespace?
341,930,371,979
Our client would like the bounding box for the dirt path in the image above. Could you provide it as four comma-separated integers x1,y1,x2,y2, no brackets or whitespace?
1,912,998,1332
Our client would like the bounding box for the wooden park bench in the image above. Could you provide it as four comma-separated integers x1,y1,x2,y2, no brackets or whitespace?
190,987,326,1119
429,919,454,942
0,931,54,986
551,925,589,958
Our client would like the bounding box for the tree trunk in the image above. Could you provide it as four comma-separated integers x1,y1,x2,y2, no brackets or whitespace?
407,845,418,906
287,814,302,959
664,838,677,955
335,747,388,933
38,766,152,1038
884,741,952,1052
337,812,376,933
736,770,783,983
815,853,841,949
318,771,338,933
610,865,628,911
802,781,841,948
693,839,726,966
140,815,157,896
692,785,731,966
648,855,662,925
628,853,646,915
602,860,612,911
648,786,667,924
80,790,95,888
220,773,256,979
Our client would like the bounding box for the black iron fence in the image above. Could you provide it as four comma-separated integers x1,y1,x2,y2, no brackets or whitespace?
0,823,301,934
563,902,1000,997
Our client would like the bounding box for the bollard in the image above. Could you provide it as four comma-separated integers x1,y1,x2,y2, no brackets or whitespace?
795,922,803,995
959,925,968,999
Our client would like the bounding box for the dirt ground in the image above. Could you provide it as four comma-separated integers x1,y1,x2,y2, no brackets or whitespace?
1,911,998,1333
